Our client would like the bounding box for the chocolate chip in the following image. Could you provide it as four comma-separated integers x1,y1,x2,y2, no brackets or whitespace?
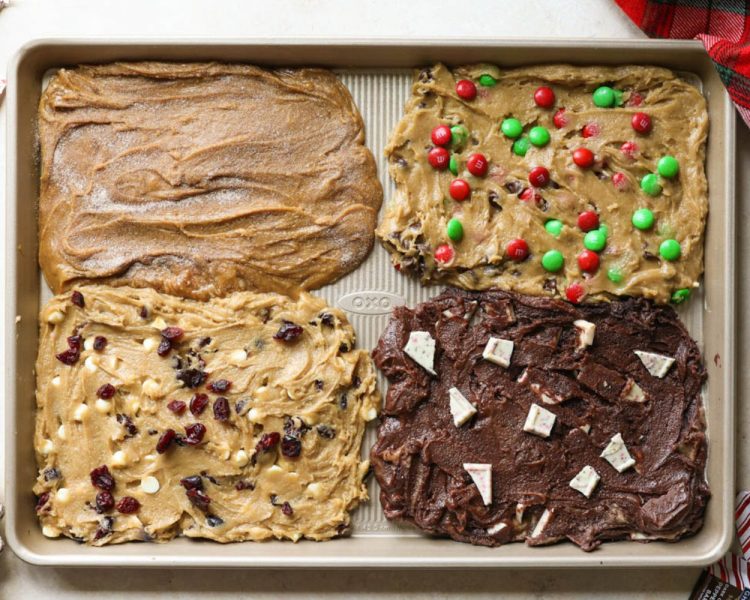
339,393,348,409
116,413,138,437
198,337,212,348
139,306,149,319
43,467,61,481
178,368,207,389
316,425,336,439
206,514,224,527
180,475,203,491
314,379,324,391
71,291,85,308
319,313,335,327
339,343,350,353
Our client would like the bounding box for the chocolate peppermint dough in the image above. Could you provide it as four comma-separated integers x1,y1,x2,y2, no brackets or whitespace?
35,285,379,544
38,63,382,299
379,63,708,303
371,288,708,551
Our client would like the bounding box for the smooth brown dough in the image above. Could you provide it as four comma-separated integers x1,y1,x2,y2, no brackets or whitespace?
38,62,382,299
34,285,379,544
371,288,708,551
379,63,708,303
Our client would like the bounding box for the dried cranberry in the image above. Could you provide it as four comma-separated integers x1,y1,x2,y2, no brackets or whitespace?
213,397,230,422
116,496,140,514
319,313,335,327
255,432,280,453
67,335,83,350
116,413,138,437
184,423,206,445
167,400,186,415
157,338,172,356
190,393,209,415
90,465,115,491
156,428,177,453
161,327,184,341
198,337,212,347
177,368,207,388
56,348,80,365
339,393,348,409
314,379,324,391
273,321,303,342
235,480,255,491
281,502,293,516
35,492,50,512
180,475,203,490
95,490,115,513
317,425,335,439
206,514,224,527
352,376,361,389
94,516,113,540
97,383,116,399
139,306,149,319
281,435,301,458
71,291,85,308
186,488,211,511
208,379,231,393
93,336,107,351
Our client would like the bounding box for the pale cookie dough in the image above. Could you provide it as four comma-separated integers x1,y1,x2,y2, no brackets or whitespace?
34,286,380,545
38,62,382,299
379,63,708,303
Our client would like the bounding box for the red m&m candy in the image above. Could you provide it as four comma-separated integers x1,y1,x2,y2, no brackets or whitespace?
519,187,541,203
577,249,600,273
456,79,477,101
566,283,586,304
534,86,555,108
434,244,454,264
582,122,600,138
553,108,568,129
628,91,643,107
449,178,471,201
577,210,599,232
612,172,628,190
620,141,637,158
506,238,529,261
431,125,452,146
466,153,488,177
572,148,595,169
631,112,652,133
428,147,450,170
528,166,550,188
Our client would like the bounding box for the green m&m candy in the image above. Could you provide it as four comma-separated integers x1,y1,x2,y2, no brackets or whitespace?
640,173,662,196
449,154,459,175
501,117,523,139
632,208,654,230
447,218,464,242
545,219,563,237
512,137,530,157
592,86,616,107
598,223,608,238
671,288,691,304
528,126,550,147
584,229,607,252
451,124,469,146
659,239,681,261
657,155,680,178
613,89,624,106
479,74,497,87
541,249,564,272
607,268,623,283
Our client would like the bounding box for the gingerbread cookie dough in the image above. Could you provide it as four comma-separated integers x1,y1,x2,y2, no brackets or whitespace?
379,63,708,304
39,62,382,299
34,286,379,545
371,288,708,551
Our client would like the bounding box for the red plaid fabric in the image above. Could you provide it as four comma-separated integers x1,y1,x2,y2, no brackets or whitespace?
615,0,750,127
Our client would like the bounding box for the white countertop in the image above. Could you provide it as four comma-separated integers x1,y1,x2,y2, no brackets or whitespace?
1,0,748,597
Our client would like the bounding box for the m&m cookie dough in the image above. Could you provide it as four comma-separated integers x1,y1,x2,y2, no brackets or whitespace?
371,288,709,550
34,286,379,544
379,63,708,304
38,63,382,300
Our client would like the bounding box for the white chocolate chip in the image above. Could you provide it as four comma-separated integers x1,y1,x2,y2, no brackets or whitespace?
569,465,601,498
57,424,66,440
84,337,95,351
531,508,553,538
142,337,158,352
233,450,249,467
47,310,65,324
40,439,55,455
622,379,646,403
229,348,248,365
51,376,61,387
56,488,71,504
515,503,526,523
84,356,98,373
487,521,508,535
142,378,161,397
634,350,675,378
73,403,89,421
364,406,378,422
94,399,112,414
140,476,160,494
449,387,477,427
482,337,514,368
111,450,127,467
403,331,436,375
42,525,61,538
267,464,284,475
523,403,556,438
573,319,596,349
600,433,636,473
307,482,324,499
247,407,260,422
580,423,591,434
463,463,492,505
144,454,157,462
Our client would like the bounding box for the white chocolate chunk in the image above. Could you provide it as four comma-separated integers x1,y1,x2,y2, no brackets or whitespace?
403,331,437,375
83,337,95,351
229,349,248,365
482,337,514,368
151,317,167,330
51,376,61,387
142,378,161,397
140,476,160,494
463,463,492,505
47,310,65,324
622,379,646,403
449,387,477,427
56,488,71,504
73,403,89,421
40,439,55,455
487,521,508,535
42,525,61,538
569,465,601,498
573,319,596,349
523,403,556,438
634,350,675,378
515,503,526,523
364,406,378,421
111,450,128,467
84,356,98,373
517,369,529,384
57,424,66,440
95,399,112,414
247,407,261,422
307,482,324,499
600,433,636,473
142,337,157,352
580,423,591,434
531,508,553,538
233,449,249,467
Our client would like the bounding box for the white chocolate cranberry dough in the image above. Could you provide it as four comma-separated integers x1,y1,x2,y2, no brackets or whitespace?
38,62,382,300
379,63,708,304
34,286,379,545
